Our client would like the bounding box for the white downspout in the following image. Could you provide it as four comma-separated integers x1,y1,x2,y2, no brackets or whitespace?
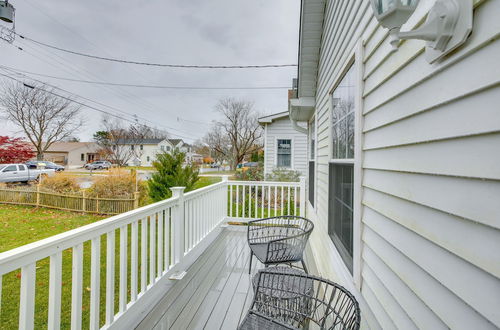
290,118,308,134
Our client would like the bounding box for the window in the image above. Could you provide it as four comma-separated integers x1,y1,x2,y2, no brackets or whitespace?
4,165,17,172
81,153,84,161
328,64,356,273
167,146,171,151
161,145,165,151
140,145,144,151
18,165,26,171
131,145,135,151
276,139,292,168
147,156,150,162
309,120,316,206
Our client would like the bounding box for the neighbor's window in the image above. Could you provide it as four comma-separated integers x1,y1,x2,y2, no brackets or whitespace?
161,145,165,151
329,64,356,273
167,146,171,151
277,139,292,168
131,145,135,151
81,153,84,161
140,145,144,151
147,156,150,162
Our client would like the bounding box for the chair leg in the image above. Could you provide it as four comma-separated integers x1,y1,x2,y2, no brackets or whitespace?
301,259,309,273
249,251,253,274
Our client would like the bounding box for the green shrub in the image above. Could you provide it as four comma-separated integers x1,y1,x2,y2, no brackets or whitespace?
148,149,199,202
234,166,264,181
265,168,301,182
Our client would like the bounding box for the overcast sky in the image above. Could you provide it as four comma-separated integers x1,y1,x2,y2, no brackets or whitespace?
0,0,300,143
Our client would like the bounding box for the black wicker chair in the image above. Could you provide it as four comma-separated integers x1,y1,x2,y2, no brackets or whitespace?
239,270,361,330
247,216,314,274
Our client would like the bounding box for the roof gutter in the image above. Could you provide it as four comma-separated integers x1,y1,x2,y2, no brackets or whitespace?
290,117,308,134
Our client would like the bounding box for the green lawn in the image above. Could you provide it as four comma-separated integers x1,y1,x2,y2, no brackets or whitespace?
0,205,107,329
192,176,222,189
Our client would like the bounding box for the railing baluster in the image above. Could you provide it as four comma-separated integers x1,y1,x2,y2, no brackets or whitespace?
158,211,164,276
140,218,147,293
229,184,233,217
236,185,239,218
287,186,291,215
268,185,271,217
281,186,285,216
261,185,264,218
106,231,115,326
90,238,100,330
164,209,170,271
119,225,128,313
255,185,258,219
19,262,36,330
131,221,138,302
149,215,156,284
274,185,277,216
48,252,62,330
294,186,298,216
71,243,84,330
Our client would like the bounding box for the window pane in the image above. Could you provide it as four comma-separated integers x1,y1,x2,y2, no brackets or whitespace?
331,65,355,160
328,163,354,272
277,139,292,168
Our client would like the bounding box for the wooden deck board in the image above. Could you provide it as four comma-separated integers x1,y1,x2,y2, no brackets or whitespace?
136,227,263,330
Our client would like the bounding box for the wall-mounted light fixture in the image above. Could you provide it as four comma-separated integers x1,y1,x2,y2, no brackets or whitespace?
0,0,14,23
370,0,473,63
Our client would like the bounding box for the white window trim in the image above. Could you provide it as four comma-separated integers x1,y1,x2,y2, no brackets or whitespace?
326,45,364,290
274,136,294,170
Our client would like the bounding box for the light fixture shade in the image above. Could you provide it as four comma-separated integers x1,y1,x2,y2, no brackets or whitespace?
371,0,419,30
0,1,14,23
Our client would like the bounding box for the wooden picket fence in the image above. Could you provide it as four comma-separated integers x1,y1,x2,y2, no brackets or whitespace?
0,186,139,215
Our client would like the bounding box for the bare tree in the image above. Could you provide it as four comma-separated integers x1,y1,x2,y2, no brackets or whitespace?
0,81,83,160
205,98,262,170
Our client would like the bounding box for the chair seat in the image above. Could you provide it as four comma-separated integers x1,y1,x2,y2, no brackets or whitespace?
238,311,298,330
249,242,302,263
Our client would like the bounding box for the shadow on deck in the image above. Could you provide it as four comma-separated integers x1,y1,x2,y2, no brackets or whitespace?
137,227,265,330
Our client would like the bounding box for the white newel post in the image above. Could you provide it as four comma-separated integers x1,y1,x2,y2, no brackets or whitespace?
299,176,306,218
171,187,186,264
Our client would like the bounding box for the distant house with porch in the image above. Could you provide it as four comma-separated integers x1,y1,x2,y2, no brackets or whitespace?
35,142,99,168
258,111,308,177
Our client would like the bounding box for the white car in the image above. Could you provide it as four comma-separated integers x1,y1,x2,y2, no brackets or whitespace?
0,163,55,183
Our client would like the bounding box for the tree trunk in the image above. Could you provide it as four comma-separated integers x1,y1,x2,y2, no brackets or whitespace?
37,152,44,160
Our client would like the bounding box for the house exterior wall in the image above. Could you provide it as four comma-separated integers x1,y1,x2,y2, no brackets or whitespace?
263,117,308,176
305,0,500,329
66,145,98,167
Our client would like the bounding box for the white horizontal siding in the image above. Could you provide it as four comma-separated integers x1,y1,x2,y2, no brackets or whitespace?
264,118,307,176
307,0,500,329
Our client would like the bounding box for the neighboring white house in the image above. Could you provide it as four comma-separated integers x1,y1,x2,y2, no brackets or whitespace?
117,138,197,166
258,111,308,176
34,142,99,168
290,0,500,329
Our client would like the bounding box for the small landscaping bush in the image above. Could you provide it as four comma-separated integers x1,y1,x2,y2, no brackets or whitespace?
39,172,81,194
234,166,264,181
265,168,301,182
87,168,146,200
148,150,199,202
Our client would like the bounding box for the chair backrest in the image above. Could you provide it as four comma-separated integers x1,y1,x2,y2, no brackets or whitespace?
247,216,314,243
252,271,360,330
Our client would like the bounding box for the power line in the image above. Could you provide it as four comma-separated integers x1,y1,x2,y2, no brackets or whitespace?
0,71,197,141
0,64,291,90
16,33,298,69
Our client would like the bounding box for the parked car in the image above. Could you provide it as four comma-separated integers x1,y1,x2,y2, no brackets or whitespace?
26,160,65,172
0,164,55,183
84,160,112,170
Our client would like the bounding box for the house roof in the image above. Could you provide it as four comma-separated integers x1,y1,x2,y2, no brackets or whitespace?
117,138,165,145
42,142,98,153
258,111,290,124
168,139,183,146
297,0,326,98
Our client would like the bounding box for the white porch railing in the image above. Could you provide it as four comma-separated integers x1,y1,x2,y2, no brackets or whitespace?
0,178,304,330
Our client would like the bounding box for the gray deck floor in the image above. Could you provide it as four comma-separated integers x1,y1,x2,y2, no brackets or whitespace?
136,227,264,330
